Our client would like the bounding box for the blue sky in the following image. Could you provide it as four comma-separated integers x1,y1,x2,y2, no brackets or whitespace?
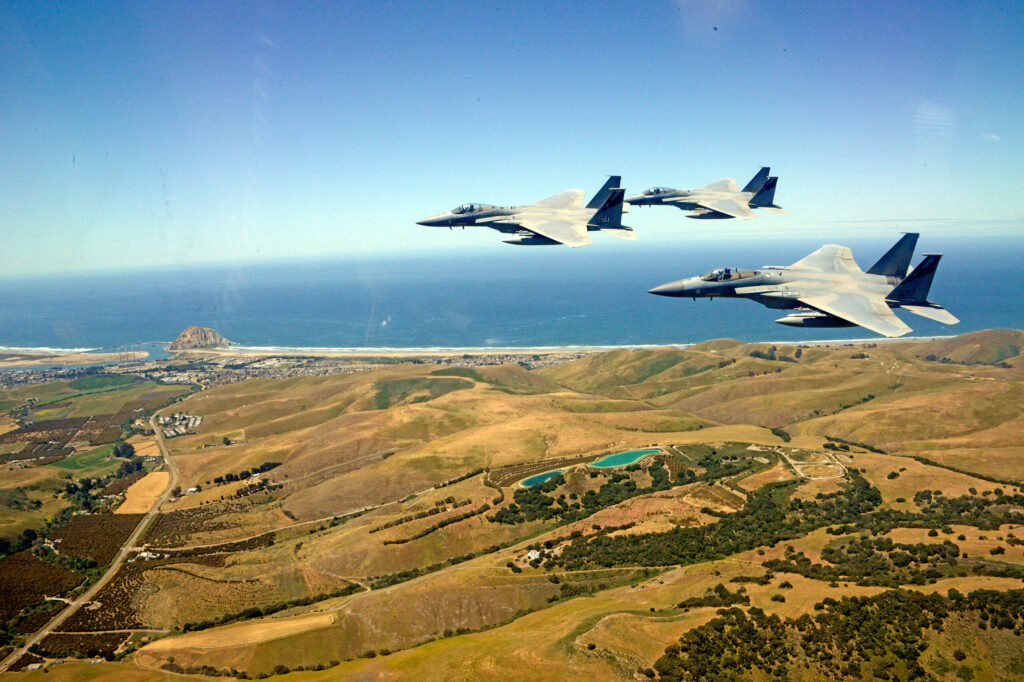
1,1,1022,276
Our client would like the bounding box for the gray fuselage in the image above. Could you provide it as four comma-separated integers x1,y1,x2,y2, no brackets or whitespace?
649,266,902,312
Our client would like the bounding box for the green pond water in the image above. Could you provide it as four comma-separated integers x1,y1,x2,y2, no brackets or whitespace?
590,448,661,468
521,470,564,487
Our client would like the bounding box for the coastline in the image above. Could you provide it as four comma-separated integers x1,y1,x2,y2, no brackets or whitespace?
172,334,956,359
0,350,150,369
177,343,671,359
0,333,960,368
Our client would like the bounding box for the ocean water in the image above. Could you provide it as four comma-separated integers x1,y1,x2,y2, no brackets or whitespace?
1,235,1021,354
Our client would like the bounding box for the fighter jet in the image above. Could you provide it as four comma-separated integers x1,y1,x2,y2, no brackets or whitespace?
626,167,784,220
416,176,635,247
648,233,959,338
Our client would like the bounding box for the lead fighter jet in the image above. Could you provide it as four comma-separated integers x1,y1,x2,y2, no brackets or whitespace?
626,167,784,220
416,176,635,247
648,233,959,338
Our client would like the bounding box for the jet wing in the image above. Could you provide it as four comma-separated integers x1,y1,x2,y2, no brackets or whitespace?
799,291,912,338
790,245,862,273
532,190,585,210
694,197,756,220
701,178,739,192
517,218,592,248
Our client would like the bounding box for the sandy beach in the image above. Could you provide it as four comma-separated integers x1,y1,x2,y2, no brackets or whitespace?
171,346,604,361
0,350,149,368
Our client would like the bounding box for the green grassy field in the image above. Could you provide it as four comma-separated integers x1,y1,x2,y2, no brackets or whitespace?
52,443,116,471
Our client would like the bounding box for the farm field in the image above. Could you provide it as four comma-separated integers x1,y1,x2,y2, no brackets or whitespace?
116,472,169,514
0,374,187,555
3,330,1024,679
0,552,84,622
49,514,145,565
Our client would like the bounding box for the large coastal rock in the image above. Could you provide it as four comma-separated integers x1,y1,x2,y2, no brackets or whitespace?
167,326,230,351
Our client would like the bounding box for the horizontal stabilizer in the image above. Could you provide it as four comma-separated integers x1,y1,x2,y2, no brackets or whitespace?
900,304,960,325
602,227,638,240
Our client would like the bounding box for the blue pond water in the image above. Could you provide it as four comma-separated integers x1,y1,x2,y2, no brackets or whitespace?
520,470,564,487
590,448,661,468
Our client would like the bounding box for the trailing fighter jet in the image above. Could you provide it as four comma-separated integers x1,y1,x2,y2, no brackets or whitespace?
416,176,635,247
625,167,784,220
648,233,959,338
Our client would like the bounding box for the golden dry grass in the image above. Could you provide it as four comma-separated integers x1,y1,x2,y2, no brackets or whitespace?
140,612,335,654
852,451,1004,509
737,461,796,491
16,662,180,681
54,332,1021,679
886,524,1024,564
125,434,161,458
116,472,169,514
0,416,17,436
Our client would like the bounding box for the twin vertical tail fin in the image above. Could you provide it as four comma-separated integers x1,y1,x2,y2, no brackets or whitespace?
887,253,960,325
747,175,785,214
589,187,637,239
590,188,625,226
867,232,918,277
741,167,770,194
749,176,784,212
586,175,622,209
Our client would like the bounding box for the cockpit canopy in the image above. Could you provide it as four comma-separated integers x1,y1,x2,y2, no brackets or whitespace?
645,187,674,195
700,268,759,282
450,203,492,214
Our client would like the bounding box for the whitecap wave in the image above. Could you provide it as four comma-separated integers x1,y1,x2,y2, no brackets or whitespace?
0,346,100,354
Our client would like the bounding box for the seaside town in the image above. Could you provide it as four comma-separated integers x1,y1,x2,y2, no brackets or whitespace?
0,326,592,389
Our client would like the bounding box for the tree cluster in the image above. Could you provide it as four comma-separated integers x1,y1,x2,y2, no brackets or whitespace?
655,588,1024,681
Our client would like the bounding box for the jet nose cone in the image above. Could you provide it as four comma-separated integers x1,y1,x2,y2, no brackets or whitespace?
416,214,445,227
625,195,645,204
648,280,687,297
